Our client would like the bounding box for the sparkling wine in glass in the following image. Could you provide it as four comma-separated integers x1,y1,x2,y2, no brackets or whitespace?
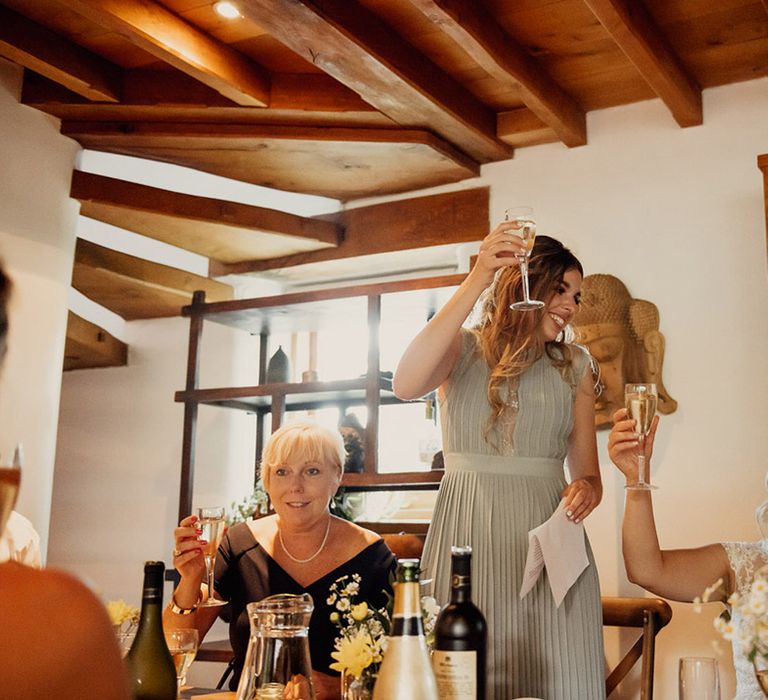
625,383,658,491
505,207,544,311
0,444,23,537
196,506,227,607
165,628,199,698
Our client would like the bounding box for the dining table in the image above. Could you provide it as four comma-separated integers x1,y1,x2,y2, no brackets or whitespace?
180,689,235,699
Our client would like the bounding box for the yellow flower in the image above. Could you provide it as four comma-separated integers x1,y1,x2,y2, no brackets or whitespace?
330,612,339,623
351,602,369,621
106,599,139,626
330,629,375,679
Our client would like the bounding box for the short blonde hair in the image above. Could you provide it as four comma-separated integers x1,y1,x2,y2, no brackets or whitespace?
260,421,346,489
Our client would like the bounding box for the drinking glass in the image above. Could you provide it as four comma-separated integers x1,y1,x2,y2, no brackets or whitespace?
505,207,544,311
165,628,199,697
196,506,227,607
0,444,23,537
679,657,720,699
624,383,658,491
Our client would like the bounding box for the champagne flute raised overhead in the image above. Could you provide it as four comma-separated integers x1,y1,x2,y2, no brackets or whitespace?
624,383,658,491
196,506,227,607
505,207,544,311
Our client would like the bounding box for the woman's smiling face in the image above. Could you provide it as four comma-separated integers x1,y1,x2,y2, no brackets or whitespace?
266,457,341,525
538,267,582,342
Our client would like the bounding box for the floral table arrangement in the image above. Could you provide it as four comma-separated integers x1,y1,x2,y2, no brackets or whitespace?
106,598,140,657
328,573,440,700
698,569,768,695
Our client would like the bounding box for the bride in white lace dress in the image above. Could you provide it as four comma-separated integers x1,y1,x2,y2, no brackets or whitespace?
609,410,765,700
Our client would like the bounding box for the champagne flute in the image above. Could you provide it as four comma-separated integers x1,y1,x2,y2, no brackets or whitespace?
505,207,544,311
196,506,227,607
0,444,23,537
164,628,199,698
679,657,720,699
624,383,658,490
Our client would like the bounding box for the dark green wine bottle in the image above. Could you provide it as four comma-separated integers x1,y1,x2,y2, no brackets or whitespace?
432,546,487,699
126,561,177,700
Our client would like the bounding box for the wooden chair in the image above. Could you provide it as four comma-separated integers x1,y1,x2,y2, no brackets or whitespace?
602,596,673,699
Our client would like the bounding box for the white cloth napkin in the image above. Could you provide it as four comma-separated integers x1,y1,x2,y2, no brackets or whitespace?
518,499,589,607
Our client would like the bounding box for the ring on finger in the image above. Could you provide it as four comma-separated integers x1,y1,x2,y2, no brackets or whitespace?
172,549,182,557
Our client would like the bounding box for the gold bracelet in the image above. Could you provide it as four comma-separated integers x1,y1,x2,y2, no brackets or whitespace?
170,592,201,615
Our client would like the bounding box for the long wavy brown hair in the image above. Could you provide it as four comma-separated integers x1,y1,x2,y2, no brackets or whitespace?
472,235,584,439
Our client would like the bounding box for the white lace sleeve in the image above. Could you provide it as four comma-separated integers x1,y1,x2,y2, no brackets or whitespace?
722,540,768,596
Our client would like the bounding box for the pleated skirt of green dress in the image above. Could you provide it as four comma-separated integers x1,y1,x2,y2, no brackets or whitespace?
422,453,606,700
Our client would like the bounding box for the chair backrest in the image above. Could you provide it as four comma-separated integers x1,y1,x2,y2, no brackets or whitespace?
602,596,673,699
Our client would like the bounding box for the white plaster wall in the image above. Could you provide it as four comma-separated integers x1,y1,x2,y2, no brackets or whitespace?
0,59,80,557
45,77,767,698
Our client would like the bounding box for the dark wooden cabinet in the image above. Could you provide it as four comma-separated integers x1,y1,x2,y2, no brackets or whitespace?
174,274,464,521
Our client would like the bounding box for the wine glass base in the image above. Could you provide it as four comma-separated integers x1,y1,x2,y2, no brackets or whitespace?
625,483,658,491
510,300,545,311
197,598,227,608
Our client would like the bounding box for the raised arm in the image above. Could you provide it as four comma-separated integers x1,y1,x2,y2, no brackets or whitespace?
393,222,524,400
608,409,733,602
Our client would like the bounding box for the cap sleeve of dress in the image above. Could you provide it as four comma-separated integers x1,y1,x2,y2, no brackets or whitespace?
722,540,768,596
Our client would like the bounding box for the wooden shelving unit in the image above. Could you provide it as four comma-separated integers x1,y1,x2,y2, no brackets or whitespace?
175,273,463,521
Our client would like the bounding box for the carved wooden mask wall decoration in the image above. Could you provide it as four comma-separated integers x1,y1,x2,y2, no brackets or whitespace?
572,274,677,430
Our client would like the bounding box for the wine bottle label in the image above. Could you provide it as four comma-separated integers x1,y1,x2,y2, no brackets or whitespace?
432,650,477,699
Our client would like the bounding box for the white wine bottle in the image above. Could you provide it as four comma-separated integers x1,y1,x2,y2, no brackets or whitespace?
433,546,487,699
372,559,438,700
126,561,178,700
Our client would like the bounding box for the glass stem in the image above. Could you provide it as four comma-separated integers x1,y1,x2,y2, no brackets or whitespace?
206,559,215,603
637,435,647,487
519,259,532,302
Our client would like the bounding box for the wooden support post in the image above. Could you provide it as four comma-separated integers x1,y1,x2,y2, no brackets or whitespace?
364,295,381,474
179,290,205,524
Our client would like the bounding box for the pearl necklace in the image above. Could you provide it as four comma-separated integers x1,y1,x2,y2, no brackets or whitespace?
278,517,331,564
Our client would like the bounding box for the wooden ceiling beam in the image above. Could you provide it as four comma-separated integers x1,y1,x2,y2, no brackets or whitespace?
236,0,512,163
0,5,121,102
409,0,586,147
584,0,702,127
71,170,343,254
23,69,376,114
213,187,489,275
73,238,232,320
64,0,270,107
64,312,127,372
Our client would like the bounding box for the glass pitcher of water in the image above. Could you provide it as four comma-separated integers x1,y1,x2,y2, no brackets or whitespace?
236,593,316,700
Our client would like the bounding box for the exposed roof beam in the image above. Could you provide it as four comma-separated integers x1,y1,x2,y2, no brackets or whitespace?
23,69,375,114
70,170,343,263
64,312,127,371
213,187,489,275
73,238,232,320
584,0,702,127
0,5,121,102
64,0,270,107
409,0,586,147
236,0,512,163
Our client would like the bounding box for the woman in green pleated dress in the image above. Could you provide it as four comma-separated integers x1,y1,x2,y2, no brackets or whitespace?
393,223,605,699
